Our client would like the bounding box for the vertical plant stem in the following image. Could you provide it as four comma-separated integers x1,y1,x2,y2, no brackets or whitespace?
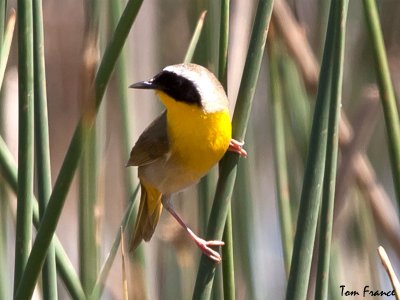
110,0,136,197
32,0,58,297
218,0,228,87
109,0,147,296
0,182,7,297
0,9,15,89
362,0,400,203
267,38,293,276
222,207,234,300
0,0,5,45
285,1,340,299
79,1,100,294
328,248,342,300
314,0,349,298
218,0,235,298
89,187,139,298
14,1,144,298
0,5,10,300
0,136,86,299
13,0,34,294
184,10,207,64
193,0,273,298
280,55,311,162
0,187,7,298
232,156,257,299
79,129,99,294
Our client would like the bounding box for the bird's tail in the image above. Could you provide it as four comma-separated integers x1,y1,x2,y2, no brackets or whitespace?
130,181,163,252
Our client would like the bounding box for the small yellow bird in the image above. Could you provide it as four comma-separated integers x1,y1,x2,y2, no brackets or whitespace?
127,63,246,262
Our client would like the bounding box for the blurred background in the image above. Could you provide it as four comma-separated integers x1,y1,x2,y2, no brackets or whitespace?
1,0,400,299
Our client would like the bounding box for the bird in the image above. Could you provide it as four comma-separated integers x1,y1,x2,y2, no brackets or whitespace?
127,63,247,262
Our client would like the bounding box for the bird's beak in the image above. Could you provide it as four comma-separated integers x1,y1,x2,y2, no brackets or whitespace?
129,80,157,90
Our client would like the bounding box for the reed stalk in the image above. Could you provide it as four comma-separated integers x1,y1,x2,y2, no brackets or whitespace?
193,0,273,298
13,0,34,294
315,0,349,298
14,1,144,298
285,1,344,299
89,187,139,298
362,0,400,203
0,7,13,300
32,0,58,297
79,1,100,295
218,1,235,299
267,37,293,276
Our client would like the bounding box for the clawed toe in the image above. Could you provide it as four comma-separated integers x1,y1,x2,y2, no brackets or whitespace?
228,139,248,158
195,238,224,263
205,240,225,246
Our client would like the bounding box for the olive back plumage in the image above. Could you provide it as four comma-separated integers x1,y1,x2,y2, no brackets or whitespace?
127,111,169,167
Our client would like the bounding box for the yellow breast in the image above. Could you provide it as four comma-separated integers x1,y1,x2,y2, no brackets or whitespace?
158,92,231,178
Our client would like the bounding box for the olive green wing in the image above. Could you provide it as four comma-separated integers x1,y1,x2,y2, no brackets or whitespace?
127,111,169,166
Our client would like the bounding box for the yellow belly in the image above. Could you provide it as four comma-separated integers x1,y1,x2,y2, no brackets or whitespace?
159,92,232,180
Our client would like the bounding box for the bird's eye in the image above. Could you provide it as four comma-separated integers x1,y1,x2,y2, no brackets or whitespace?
152,71,202,106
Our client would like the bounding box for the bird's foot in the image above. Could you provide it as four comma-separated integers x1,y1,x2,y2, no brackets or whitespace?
188,229,224,262
228,139,248,157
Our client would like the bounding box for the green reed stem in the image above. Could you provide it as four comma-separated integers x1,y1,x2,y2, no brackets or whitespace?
13,0,34,294
0,135,86,299
184,10,207,64
0,9,14,89
0,7,13,299
0,4,9,300
222,207,235,300
267,39,293,276
218,0,235,298
280,55,311,162
79,129,99,294
285,1,340,299
32,0,58,297
89,187,139,298
193,1,273,299
109,0,147,296
14,1,144,298
362,0,400,203
315,0,348,298
0,0,5,45
0,188,7,299
218,0,228,87
231,156,256,299
79,1,100,295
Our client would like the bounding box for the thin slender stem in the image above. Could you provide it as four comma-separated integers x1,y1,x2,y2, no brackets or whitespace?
89,187,139,298
218,0,235,298
267,37,293,276
32,0,58,297
378,246,400,300
285,1,340,299
14,0,34,294
184,10,207,64
0,6,12,300
0,9,15,89
222,207,235,300
315,1,348,298
79,1,100,294
14,1,144,298
0,135,85,299
362,0,400,203
193,0,274,298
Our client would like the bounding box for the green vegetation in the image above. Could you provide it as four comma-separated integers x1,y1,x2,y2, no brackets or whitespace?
0,0,398,299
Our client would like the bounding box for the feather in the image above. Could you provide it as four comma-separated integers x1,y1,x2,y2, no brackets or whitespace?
127,111,169,167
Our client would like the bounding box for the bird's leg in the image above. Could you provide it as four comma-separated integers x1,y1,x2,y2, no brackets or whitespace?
228,139,248,157
162,195,224,262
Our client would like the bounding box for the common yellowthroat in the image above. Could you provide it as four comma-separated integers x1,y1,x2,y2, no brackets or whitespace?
128,63,247,262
